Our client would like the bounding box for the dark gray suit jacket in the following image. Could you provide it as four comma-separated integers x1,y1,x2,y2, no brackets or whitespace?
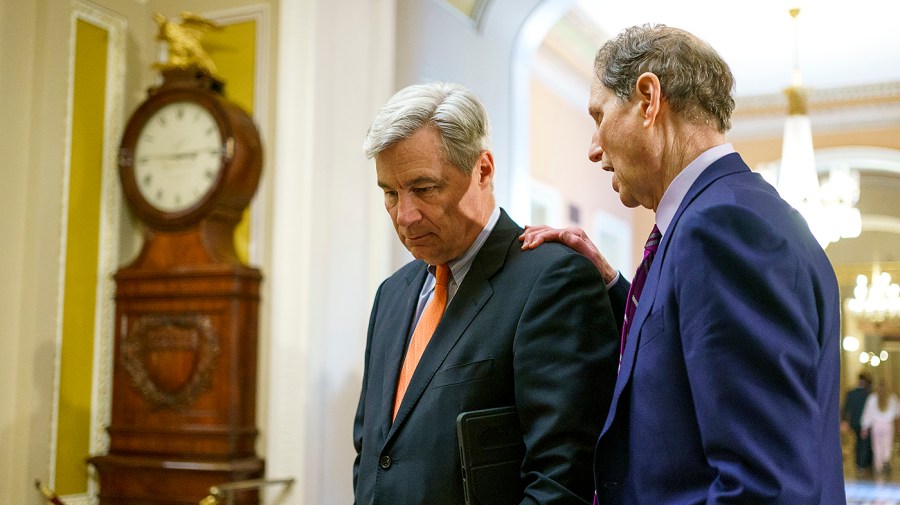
353,209,618,504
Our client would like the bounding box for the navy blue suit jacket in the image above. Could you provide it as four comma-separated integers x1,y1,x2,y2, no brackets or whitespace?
594,154,846,504
354,209,619,505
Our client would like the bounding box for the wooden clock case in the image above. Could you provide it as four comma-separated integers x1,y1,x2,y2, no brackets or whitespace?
89,67,265,505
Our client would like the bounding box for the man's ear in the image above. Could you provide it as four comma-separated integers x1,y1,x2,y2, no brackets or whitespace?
636,72,662,128
475,150,494,187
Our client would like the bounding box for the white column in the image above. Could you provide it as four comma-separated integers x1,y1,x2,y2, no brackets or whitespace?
266,0,395,503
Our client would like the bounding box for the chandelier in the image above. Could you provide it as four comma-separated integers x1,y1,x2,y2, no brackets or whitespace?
775,7,861,248
847,272,900,322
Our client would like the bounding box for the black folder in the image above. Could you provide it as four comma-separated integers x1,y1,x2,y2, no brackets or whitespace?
456,406,526,505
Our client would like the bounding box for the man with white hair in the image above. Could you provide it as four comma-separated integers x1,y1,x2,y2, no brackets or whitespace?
353,82,620,505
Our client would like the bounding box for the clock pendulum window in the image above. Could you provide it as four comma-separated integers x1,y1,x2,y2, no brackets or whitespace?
87,64,264,504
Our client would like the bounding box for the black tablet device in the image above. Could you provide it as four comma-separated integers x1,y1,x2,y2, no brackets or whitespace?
456,406,526,505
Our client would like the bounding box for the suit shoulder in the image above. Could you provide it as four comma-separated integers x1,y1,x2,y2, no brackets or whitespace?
395,258,425,275
380,258,425,287
508,240,600,278
516,240,590,262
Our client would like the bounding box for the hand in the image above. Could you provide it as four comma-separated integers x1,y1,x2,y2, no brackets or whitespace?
519,225,618,284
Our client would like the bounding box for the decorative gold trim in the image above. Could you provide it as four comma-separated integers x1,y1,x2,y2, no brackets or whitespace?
833,261,900,287
855,317,900,338
736,81,900,115
784,85,809,116
731,81,900,140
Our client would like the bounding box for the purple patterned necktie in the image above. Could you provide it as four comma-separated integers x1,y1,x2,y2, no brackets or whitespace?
619,225,662,364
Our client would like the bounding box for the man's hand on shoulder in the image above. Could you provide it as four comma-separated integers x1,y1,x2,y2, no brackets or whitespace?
519,225,618,284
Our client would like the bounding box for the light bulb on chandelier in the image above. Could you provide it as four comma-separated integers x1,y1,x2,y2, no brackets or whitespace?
847,272,900,322
774,7,861,248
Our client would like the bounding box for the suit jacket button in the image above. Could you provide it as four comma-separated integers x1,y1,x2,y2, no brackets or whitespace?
379,455,392,469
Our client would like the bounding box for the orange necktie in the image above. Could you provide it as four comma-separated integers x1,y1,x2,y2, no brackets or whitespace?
393,264,451,420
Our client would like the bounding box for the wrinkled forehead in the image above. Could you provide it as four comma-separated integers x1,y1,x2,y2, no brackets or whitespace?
588,78,617,112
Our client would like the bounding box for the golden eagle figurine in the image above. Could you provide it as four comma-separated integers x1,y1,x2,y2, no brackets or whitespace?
153,11,222,77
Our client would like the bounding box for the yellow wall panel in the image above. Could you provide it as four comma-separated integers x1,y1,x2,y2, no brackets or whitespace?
448,0,479,18
205,20,256,114
203,21,257,265
56,18,107,495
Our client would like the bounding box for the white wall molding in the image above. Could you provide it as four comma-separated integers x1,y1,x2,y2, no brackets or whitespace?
54,3,127,501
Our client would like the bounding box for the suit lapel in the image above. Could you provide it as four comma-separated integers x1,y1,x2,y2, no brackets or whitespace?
386,210,520,440
380,265,428,438
601,153,750,436
615,235,668,380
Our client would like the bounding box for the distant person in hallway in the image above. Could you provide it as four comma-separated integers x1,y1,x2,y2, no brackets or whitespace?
843,371,874,477
862,376,898,481
353,82,620,505
520,24,846,503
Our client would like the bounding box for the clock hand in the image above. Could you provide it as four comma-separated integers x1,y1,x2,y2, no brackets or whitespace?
139,153,185,162
139,147,220,163
171,147,221,160
172,151,199,161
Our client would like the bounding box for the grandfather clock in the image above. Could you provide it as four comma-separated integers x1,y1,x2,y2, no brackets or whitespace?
89,13,264,504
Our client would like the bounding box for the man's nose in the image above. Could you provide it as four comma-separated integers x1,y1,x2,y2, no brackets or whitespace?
395,194,421,227
588,131,603,163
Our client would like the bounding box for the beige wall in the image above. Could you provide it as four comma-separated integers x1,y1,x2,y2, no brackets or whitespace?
530,77,621,221
529,72,657,272
2,1,79,501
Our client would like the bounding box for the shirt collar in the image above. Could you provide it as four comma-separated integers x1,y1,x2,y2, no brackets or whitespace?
656,143,735,236
426,206,501,299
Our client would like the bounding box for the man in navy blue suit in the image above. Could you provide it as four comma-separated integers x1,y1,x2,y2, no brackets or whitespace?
522,24,845,504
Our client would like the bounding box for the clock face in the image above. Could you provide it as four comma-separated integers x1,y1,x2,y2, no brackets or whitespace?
133,100,224,213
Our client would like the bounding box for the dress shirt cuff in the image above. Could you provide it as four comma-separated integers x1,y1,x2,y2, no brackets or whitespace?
606,271,622,291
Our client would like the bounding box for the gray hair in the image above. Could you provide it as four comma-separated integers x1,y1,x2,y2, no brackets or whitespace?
594,24,735,133
363,82,492,175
